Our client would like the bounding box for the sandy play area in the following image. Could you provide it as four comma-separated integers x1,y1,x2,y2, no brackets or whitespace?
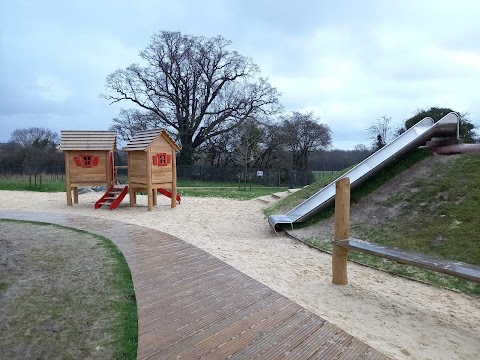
0,190,478,360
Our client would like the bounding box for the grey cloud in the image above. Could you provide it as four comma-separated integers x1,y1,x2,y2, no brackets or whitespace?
1,0,479,148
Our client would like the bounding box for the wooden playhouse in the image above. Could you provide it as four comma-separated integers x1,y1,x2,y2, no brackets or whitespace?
60,130,117,206
123,129,181,211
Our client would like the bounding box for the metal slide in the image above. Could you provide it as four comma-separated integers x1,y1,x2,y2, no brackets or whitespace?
268,112,460,231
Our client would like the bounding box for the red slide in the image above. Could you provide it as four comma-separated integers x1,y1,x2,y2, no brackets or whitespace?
157,188,181,203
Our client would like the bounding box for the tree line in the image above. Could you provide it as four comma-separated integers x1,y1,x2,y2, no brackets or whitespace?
0,123,366,173
0,128,63,170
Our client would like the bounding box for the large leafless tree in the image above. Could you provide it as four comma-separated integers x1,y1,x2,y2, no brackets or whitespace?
101,31,281,164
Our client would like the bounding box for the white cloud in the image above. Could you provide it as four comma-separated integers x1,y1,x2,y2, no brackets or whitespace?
35,74,70,102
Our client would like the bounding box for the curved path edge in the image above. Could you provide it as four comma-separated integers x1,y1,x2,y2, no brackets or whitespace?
0,210,389,360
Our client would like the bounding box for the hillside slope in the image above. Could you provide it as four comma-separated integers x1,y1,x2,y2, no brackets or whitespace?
288,152,480,294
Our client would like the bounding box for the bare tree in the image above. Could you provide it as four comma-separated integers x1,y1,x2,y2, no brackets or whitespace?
353,144,369,152
10,127,58,146
200,120,284,169
367,115,392,150
8,127,62,169
280,111,331,171
109,108,169,141
233,119,263,187
101,31,281,164
200,131,236,167
252,123,285,169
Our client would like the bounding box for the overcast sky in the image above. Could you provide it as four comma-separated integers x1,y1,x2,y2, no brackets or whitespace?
1,0,479,149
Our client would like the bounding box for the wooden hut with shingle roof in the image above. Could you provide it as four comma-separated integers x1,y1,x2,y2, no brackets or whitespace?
123,129,181,210
60,130,116,206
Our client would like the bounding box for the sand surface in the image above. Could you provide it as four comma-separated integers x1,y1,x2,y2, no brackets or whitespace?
0,190,478,360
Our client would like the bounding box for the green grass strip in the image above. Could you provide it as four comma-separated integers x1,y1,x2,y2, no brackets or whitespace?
0,219,137,359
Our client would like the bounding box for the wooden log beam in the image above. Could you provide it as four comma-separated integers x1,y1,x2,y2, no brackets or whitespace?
334,238,480,283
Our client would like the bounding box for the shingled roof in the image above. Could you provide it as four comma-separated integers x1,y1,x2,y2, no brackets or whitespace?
123,129,181,152
60,131,117,151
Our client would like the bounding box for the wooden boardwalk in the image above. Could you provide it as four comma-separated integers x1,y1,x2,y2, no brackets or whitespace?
0,210,389,359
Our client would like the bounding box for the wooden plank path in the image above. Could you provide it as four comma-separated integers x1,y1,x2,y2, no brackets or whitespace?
0,210,389,359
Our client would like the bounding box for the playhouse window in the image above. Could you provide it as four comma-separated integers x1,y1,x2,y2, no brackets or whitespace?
83,155,93,167
74,154,99,168
158,153,167,165
152,153,171,166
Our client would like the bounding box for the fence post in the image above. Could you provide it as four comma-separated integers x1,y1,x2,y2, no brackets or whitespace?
332,177,350,285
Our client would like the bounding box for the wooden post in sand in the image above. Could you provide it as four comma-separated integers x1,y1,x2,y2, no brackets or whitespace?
171,146,177,209
332,177,350,285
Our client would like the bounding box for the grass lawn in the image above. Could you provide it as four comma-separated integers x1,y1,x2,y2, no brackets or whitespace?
311,170,340,182
0,176,66,192
177,181,287,200
0,219,137,359
0,176,287,200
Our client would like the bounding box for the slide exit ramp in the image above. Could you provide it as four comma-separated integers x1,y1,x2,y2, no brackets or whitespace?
268,112,460,232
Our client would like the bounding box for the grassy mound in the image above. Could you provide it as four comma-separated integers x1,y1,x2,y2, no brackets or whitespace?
264,148,432,224
278,151,480,296
352,153,480,266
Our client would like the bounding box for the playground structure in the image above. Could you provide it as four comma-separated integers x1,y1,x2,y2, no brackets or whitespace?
331,178,480,284
60,129,181,211
268,112,461,231
60,131,116,206
123,129,181,211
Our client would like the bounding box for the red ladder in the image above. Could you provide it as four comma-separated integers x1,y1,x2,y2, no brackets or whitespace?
95,185,129,210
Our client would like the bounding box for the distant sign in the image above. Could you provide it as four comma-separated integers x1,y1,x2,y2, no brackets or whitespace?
256,170,264,177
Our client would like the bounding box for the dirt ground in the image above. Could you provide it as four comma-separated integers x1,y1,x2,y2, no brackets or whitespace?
0,185,479,360
0,221,121,359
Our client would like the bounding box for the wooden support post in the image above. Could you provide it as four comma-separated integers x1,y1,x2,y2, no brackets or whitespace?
127,155,135,207
171,148,177,209
146,149,153,211
73,187,78,204
129,188,135,207
332,177,350,285
147,186,153,211
153,188,158,206
65,153,72,206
